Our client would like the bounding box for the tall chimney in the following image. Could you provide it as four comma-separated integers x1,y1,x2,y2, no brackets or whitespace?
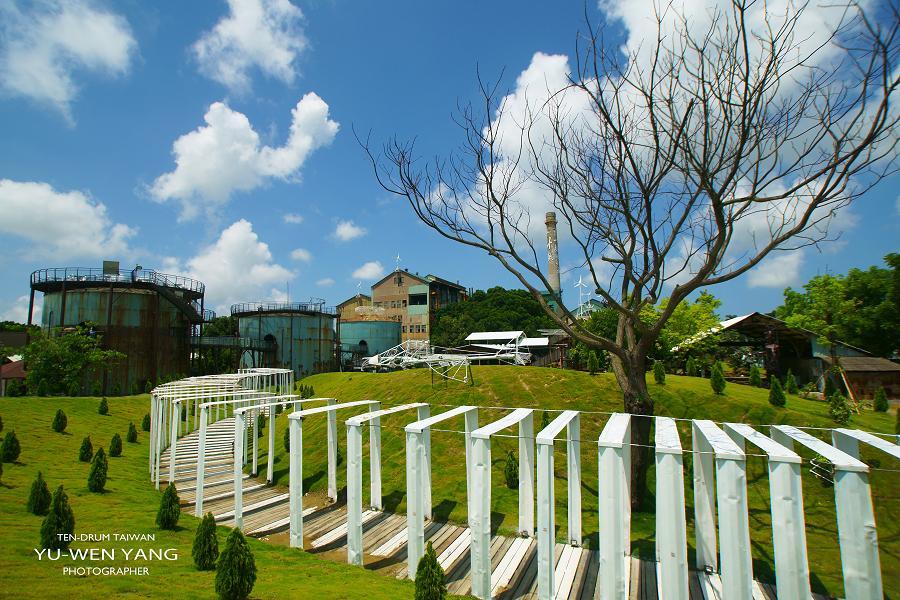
545,212,561,300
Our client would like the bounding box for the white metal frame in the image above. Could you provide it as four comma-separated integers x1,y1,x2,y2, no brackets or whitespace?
654,417,689,600
597,413,631,600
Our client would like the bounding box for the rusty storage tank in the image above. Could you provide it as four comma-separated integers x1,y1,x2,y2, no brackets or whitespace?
232,301,337,378
30,264,209,393
339,320,400,357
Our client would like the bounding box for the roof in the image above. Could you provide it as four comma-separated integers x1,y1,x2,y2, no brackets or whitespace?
822,356,900,372
465,331,524,342
522,337,550,347
425,274,466,291
0,360,25,379
336,293,370,308
370,268,429,289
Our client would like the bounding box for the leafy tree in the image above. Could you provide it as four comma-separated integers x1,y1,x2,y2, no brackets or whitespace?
141,413,151,431
67,381,80,397
196,316,240,375
768,378,786,407
145,379,154,394
283,424,290,452
783,369,799,395
824,373,838,398
127,422,138,443
40,485,75,550
109,433,123,457
156,484,180,530
98,397,109,416
112,382,121,396
5,379,24,396
130,382,139,396
748,365,762,387
710,363,726,395
78,436,93,462
256,413,266,438
829,393,851,425
87,448,108,492
653,361,665,385
873,387,889,412
27,471,52,515
587,352,599,376
193,512,219,570
2,430,21,462
51,409,67,433
685,356,698,378
415,541,447,600
91,381,102,396
21,322,122,395
215,528,256,600
504,451,518,489
37,379,49,396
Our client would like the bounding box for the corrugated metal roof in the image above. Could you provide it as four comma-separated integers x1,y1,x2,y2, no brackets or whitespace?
823,356,900,372
465,331,524,342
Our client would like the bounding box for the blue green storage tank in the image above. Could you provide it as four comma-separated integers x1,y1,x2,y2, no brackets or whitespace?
232,302,337,378
340,320,401,357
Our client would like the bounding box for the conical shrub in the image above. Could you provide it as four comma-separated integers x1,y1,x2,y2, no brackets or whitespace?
0,415,3,433
768,378,786,407
283,425,290,452
829,393,851,425
26,471,52,515
87,448,108,492
98,397,109,415
193,512,219,570
415,541,447,600
874,387,888,412
78,436,93,462
1,430,21,462
142,413,151,431
540,410,550,430
748,365,762,387
685,356,697,377
215,528,256,600
653,361,666,385
40,485,75,550
504,451,518,489
127,422,138,443
51,409,67,433
784,369,799,395
710,362,726,395
109,433,123,457
156,483,180,530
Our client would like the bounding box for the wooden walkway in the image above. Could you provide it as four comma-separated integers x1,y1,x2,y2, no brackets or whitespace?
159,418,815,600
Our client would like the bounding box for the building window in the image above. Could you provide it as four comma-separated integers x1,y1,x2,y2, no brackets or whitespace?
402,325,406,333
409,293,427,306
402,299,407,307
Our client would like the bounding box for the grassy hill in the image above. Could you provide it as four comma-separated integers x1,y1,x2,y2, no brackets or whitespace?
0,394,417,599
255,366,898,598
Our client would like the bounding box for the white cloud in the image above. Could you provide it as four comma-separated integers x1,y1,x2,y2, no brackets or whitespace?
352,261,384,280
315,277,334,287
747,252,804,288
0,179,135,259
168,219,294,312
283,212,304,224
0,0,136,121
290,247,311,262
333,220,366,241
150,93,339,221
193,0,306,93
1,294,42,324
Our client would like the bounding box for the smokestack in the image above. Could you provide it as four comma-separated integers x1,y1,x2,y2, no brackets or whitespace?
545,212,561,300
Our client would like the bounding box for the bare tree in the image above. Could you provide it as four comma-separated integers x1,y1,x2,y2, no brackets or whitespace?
362,0,898,507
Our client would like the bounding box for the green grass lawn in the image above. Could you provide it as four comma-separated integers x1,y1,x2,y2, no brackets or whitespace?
252,366,898,599
0,394,419,599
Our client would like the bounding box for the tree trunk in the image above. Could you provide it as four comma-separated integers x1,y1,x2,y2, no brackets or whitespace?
610,352,654,511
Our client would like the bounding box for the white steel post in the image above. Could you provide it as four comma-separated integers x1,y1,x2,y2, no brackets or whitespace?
195,405,209,517
692,422,717,572
519,410,535,535
369,401,382,510
417,404,432,518
464,408,478,526
327,398,338,500
267,401,276,483
567,414,581,546
168,400,179,484
470,435,492,599
289,416,303,548
347,422,364,565
536,434,555,600
655,417,688,600
597,413,630,600
252,407,259,476
233,411,246,530
406,430,425,579
149,394,156,475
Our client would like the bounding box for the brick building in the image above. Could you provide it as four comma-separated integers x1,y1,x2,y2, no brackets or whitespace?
369,269,467,341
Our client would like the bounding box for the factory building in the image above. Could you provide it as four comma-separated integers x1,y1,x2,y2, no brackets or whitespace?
369,269,468,341
336,293,371,322
30,262,210,393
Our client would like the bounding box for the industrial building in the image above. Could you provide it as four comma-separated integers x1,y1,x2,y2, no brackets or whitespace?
369,269,468,341
29,262,211,393
231,300,338,377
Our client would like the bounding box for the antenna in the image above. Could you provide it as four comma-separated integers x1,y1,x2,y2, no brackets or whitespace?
356,281,362,297
574,275,590,317
395,252,402,271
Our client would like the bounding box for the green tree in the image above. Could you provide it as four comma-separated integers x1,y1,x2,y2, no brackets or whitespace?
145,379,154,394
829,393,851,425
504,451,518,489
22,325,123,396
156,484,181,530
783,369,799,395
98,397,109,415
109,433,123,457
653,361,666,385
587,351,599,376
540,410,551,431
215,528,256,600
283,424,290,452
710,363,726,395
748,365,762,387
193,512,219,570
78,436,93,462
0,414,3,433
873,387,889,412
87,448,108,492
26,471,52,515
685,356,698,378
5,379,24,396
769,378,787,407
127,422,138,443
67,381,80,397
415,541,447,600
40,485,75,550
197,316,240,375
2,430,21,462
51,409,67,433
141,413,151,432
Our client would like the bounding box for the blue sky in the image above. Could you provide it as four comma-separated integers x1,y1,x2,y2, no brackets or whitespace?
1,0,897,322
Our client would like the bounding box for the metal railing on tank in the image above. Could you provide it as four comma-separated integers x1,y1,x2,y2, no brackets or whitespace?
31,267,205,296
230,301,338,316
